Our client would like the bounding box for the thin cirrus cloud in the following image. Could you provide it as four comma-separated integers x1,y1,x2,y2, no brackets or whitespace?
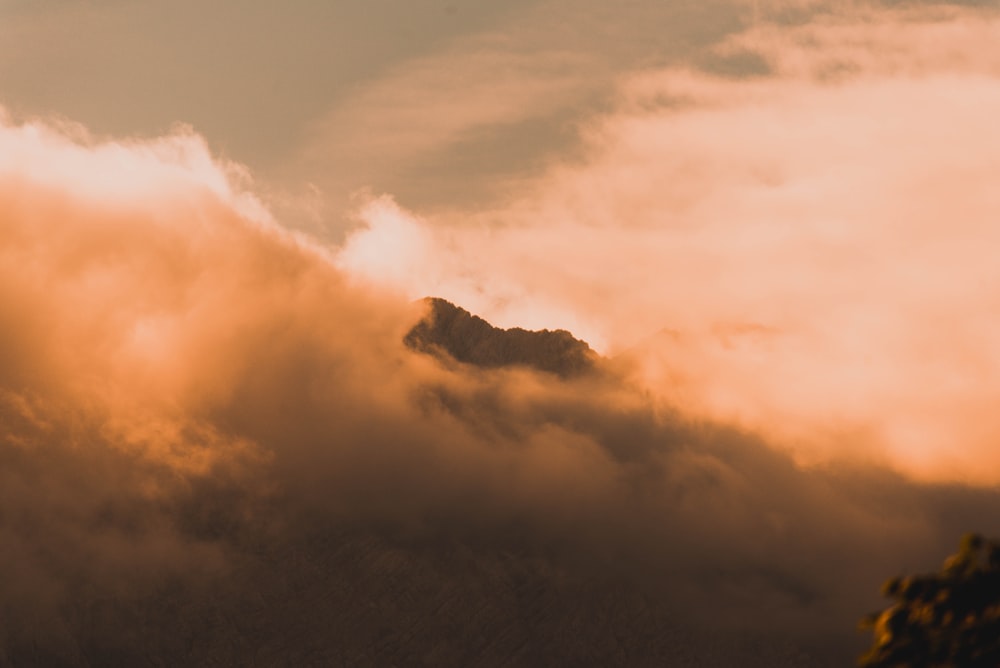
339,4,1000,483
282,0,753,226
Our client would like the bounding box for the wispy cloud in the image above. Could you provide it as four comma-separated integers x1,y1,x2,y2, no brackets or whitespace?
340,4,1000,482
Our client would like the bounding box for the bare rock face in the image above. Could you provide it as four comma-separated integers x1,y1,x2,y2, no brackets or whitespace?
404,298,600,378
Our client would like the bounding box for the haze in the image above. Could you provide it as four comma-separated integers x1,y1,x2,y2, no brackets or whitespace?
2,0,999,665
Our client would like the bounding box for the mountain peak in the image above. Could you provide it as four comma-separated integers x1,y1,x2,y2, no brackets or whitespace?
404,298,599,379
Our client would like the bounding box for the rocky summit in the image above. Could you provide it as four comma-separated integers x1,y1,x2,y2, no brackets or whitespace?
405,297,600,379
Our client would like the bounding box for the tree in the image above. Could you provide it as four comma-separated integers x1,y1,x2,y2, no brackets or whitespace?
859,533,1000,667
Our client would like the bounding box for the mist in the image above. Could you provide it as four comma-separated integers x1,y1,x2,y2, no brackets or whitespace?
3,2,1000,665
1,105,999,665
340,4,1000,484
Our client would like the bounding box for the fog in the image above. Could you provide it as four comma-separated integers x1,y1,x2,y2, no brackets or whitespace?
1,109,998,665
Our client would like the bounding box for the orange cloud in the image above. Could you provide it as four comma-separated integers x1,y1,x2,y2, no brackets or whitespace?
339,5,1000,483
3,11,1000,658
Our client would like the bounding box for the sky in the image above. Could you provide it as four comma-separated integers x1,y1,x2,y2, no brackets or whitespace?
2,0,1000,664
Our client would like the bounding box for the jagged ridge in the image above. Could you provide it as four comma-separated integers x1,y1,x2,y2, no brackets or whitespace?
404,297,599,378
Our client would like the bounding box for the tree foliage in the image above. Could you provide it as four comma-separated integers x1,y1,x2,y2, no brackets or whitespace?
859,533,1000,667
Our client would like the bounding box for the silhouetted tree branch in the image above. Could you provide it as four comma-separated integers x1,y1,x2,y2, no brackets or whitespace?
859,533,1000,667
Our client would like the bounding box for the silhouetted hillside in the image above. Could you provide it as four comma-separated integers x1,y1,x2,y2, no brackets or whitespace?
405,297,600,378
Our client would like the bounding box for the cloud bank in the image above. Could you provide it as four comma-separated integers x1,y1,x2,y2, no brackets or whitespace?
340,4,1000,484
3,5,1000,664
2,104,999,665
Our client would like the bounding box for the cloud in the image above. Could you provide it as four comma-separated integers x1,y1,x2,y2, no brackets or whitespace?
282,0,755,228
287,40,600,223
339,4,1000,484
0,109,994,666
2,9,1000,657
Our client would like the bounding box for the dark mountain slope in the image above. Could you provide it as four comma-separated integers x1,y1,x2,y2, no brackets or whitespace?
405,297,600,378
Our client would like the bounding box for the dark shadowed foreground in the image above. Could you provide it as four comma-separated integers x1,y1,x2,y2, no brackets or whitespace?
2,298,998,667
